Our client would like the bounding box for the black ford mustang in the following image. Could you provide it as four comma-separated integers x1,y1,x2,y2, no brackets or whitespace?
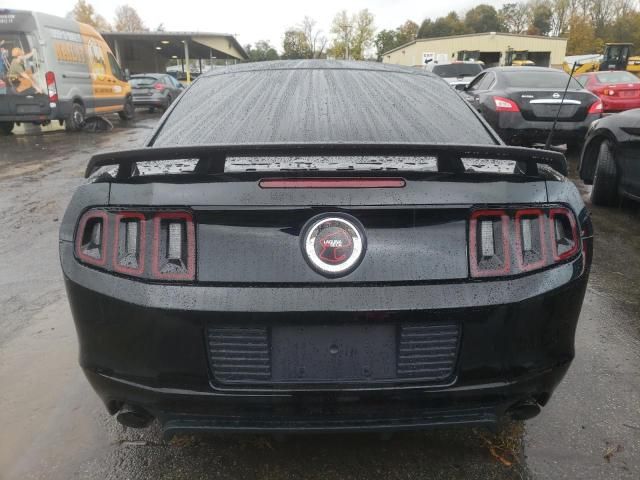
60,61,592,437
462,67,602,149
578,108,640,206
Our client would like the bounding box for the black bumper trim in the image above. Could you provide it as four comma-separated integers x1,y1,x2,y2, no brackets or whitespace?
161,406,497,437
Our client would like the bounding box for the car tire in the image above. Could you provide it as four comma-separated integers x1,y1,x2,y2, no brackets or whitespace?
0,121,14,135
163,94,173,111
590,140,618,207
65,103,85,132
118,97,135,121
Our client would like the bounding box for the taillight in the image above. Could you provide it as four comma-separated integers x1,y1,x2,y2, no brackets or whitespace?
469,206,580,278
469,210,510,277
588,100,603,114
549,208,578,261
74,209,195,281
113,212,146,275
493,96,520,112
45,71,58,105
151,212,195,280
75,210,108,266
153,82,166,91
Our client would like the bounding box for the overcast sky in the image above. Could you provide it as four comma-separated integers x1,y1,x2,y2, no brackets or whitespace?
17,0,506,51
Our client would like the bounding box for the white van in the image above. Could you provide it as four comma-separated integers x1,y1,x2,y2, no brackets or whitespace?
0,9,134,134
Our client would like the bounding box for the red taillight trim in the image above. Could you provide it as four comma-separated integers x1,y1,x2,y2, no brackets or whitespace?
151,212,196,280
588,100,603,114
259,178,407,189
549,207,579,261
514,209,547,272
153,82,166,91
112,212,146,276
45,71,58,104
75,210,109,266
493,96,520,112
469,209,511,278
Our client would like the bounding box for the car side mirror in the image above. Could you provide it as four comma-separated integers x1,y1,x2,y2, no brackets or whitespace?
124,68,131,81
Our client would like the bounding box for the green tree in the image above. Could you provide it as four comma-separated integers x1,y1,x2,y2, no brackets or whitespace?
350,9,375,60
282,29,310,59
245,41,279,62
607,11,640,47
499,3,529,34
329,10,353,59
70,0,111,31
374,21,418,60
418,12,466,38
114,5,147,32
464,4,501,33
374,29,399,60
566,15,603,55
397,20,419,43
528,3,553,35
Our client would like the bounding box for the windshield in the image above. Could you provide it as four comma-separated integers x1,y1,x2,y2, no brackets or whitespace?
130,76,158,87
432,63,483,78
595,71,640,84
504,71,582,89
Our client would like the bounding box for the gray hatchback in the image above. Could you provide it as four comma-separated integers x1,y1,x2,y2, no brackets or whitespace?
129,73,184,112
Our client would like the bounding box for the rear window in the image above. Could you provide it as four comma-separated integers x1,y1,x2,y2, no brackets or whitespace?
503,71,582,90
594,71,640,84
130,76,158,87
432,64,483,78
152,65,496,146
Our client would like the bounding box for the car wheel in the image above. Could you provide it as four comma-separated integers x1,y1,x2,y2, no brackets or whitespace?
65,103,85,132
118,97,135,121
590,140,618,207
0,121,14,135
163,95,173,111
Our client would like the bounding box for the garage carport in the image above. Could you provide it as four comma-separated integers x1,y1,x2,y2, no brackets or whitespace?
102,32,248,82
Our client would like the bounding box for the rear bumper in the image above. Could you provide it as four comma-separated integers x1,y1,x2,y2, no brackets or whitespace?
496,112,599,144
0,99,72,123
600,96,640,112
61,240,589,432
132,94,166,108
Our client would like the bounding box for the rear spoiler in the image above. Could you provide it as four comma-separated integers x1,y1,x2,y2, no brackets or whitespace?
85,143,568,179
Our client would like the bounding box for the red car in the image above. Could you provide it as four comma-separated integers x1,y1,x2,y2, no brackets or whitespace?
576,71,640,113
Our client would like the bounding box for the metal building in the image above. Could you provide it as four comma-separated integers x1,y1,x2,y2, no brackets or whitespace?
102,31,248,82
382,32,568,69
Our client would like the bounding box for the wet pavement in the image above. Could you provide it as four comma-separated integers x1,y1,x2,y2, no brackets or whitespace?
0,117,638,479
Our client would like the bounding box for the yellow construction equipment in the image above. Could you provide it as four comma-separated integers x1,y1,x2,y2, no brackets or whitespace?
505,49,535,66
563,43,640,76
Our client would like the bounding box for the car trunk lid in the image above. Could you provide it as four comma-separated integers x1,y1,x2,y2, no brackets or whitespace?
89,144,561,285
508,88,597,121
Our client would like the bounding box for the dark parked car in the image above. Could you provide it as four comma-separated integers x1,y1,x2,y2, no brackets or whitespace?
426,61,484,90
578,108,640,205
462,66,602,149
129,73,183,112
60,61,592,437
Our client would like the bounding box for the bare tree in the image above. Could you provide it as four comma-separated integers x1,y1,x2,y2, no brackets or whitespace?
114,5,147,32
301,17,328,59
